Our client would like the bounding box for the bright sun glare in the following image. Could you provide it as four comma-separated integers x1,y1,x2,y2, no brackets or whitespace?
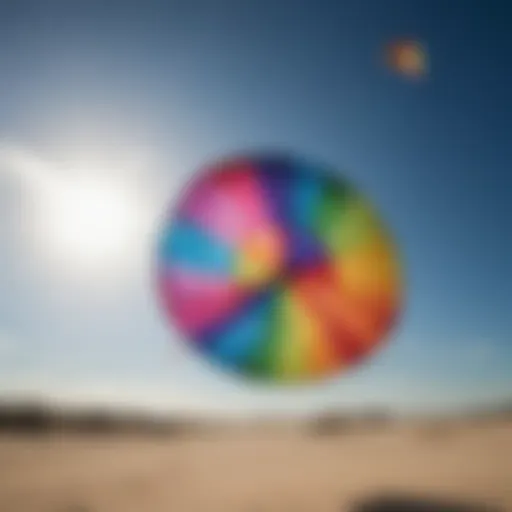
40,175,143,272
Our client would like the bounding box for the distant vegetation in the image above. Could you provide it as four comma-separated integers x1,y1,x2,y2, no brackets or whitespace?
0,399,510,437
0,401,195,436
307,408,393,436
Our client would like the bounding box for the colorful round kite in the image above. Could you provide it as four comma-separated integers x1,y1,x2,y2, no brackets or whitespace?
385,40,428,79
156,154,402,383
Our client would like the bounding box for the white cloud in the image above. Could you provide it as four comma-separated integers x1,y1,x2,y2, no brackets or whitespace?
0,141,55,194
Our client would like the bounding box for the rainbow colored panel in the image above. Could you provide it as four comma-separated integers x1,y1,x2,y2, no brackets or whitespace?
156,154,402,383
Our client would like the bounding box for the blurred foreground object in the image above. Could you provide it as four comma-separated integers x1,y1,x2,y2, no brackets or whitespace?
352,494,502,512
156,152,402,384
386,40,429,79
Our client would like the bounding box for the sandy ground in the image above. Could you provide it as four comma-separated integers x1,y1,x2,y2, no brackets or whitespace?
0,422,511,512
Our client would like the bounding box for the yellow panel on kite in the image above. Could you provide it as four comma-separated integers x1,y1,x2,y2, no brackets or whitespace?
235,227,285,289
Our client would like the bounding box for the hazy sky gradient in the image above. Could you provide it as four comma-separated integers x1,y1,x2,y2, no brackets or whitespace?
0,0,510,415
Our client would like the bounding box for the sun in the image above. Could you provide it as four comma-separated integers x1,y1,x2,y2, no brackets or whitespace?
38,174,144,274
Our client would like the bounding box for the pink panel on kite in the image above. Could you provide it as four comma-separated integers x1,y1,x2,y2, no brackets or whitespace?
180,164,271,246
158,268,245,336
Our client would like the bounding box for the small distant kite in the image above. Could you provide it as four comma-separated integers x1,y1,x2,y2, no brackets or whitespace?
385,40,428,79
155,153,403,384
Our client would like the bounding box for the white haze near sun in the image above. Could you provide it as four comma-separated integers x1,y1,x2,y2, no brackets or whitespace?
0,141,168,288
42,175,141,267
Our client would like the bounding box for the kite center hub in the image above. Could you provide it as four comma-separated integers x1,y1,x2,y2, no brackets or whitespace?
281,230,328,280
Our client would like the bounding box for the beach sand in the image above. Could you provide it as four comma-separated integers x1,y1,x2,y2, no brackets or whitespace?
1,421,510,512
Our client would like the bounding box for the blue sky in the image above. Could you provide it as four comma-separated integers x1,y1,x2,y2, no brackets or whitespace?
0,0,510,415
